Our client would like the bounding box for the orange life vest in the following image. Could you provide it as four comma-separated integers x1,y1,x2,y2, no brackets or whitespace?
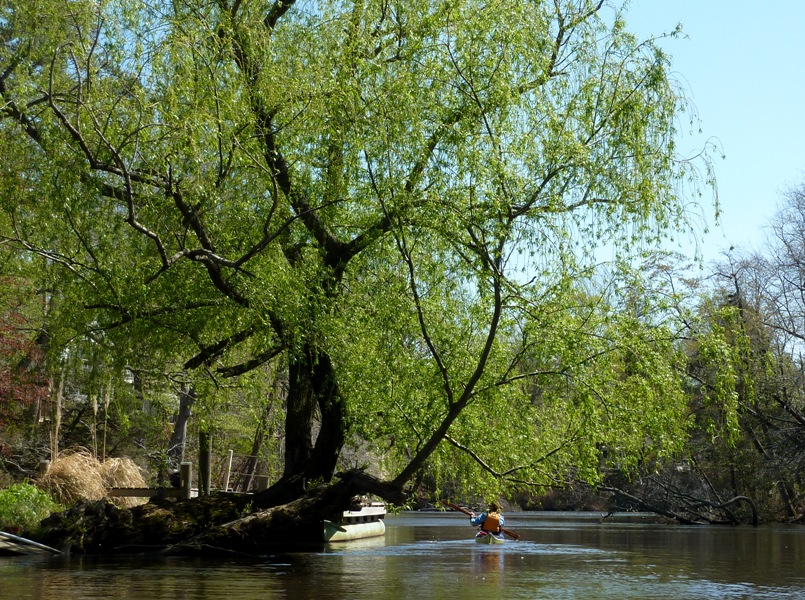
481,511,501,534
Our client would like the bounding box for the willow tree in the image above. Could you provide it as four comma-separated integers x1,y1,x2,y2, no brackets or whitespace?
0,0,714,503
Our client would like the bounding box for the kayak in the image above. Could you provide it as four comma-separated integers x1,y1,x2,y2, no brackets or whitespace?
441,501,521,542
474,531,505,545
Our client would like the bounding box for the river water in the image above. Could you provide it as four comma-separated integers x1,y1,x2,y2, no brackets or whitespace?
2,512,804,599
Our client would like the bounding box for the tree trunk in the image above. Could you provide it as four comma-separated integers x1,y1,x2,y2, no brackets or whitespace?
165,478,359,555
174,468,406,556
238,400,272,492
283,346,346,483
49,370,64,462
283,357,317,478
167,385,196,467
308,352,346,481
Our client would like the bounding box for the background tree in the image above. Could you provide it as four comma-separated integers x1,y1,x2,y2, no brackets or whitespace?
599,230,805,524
0,267,49,457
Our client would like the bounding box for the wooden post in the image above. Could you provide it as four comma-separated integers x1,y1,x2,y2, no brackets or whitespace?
222,449,234,492
180,462,192,500
199,431,211,495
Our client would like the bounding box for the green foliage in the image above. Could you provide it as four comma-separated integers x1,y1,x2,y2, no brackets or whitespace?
689,310,743,441
0,482,64,533
0,0,717,497
338,256,695,497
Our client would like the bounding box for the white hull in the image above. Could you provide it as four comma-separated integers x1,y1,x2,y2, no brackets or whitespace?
323,503,386,542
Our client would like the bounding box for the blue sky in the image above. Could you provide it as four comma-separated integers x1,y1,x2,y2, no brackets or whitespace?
625,0,805,264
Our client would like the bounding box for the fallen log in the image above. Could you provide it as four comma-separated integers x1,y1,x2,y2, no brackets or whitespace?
164,469,406,556
32,468,404,555
35,492,250,554
598,483,759,526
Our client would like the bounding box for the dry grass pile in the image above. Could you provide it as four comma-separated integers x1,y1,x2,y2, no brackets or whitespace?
38,450,106,505
38,450,148,508
98,457,148,508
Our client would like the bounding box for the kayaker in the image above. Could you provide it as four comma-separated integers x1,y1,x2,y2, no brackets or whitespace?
470,501,504,534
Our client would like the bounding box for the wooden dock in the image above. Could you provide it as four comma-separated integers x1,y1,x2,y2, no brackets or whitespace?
107,462,194,500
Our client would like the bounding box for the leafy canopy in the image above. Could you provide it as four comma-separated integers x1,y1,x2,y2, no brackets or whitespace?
0,0,716,495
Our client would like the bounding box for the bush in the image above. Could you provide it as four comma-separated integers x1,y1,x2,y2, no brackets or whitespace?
0,482,64,533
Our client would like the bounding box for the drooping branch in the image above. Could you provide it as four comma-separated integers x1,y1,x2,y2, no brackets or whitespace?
390,228,506,487
264,0,297,31
81,299,224,331
0,58,44,144
0,36,286,306
596,478,759,526
444,433,575,485
597,483,698,525
183,326,258,370
216,345,283,378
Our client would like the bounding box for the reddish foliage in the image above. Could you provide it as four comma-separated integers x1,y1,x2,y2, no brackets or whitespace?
0,283,49,425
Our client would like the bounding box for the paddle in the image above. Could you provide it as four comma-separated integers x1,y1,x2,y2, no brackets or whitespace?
441,500,521,540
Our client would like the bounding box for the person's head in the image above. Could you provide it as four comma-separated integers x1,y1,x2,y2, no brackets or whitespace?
488,501,500,513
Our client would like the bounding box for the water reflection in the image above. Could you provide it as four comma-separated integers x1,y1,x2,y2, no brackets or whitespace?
471,545,505,575
2,513,805,599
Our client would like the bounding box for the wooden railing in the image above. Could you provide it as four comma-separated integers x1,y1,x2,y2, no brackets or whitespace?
107,462,193,500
